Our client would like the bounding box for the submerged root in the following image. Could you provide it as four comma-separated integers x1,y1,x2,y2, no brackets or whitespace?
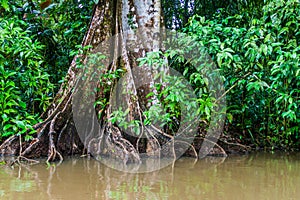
104,125,141,164
47,112,64,163
47,132,63,163
0,95,247,166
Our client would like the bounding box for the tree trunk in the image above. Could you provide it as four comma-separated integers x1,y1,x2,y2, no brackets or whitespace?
0,0,170,164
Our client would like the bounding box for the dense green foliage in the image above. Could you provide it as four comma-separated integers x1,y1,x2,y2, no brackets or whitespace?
0,14,48,140
0,0,299,150
0,0,93,140
183,0,300,149
162,0,264,29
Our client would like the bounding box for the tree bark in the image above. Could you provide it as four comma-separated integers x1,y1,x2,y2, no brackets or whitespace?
0,0,171,163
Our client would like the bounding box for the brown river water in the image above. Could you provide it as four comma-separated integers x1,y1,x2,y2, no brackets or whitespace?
0,152,300,200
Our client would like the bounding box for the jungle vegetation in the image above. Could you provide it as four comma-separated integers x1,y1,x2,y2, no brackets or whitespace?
0,0,299,163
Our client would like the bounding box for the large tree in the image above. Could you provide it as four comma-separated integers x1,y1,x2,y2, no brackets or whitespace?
1,0,236,166
0,0,171,162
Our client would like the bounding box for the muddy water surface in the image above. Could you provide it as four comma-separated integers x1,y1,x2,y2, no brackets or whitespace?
0,152,300,200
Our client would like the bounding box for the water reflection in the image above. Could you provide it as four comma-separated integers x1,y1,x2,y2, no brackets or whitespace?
0,153,300,200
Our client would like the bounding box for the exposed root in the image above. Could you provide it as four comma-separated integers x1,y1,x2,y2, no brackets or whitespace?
144,126,161,157
15,135,39,164
21,120,49,157
57,117,70,146
0,135,20,155
47,132,63,163
175,140,198,159
33,91,72,131
220,139,251,152
15,156,40,165
202,138,228,157
0,89,78,165
47,111,64,163
135,122,145,153
102,126,141,164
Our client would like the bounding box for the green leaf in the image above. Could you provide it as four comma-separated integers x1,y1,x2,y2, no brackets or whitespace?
19,101,27,109
261,44,268,56
15,120,25,129
1,114,8,122
271,42,283,47
2,132,14,137
227,113,233,123
3,124,12,131
296,69,300,77
1,0,9,11
6,99,18,107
